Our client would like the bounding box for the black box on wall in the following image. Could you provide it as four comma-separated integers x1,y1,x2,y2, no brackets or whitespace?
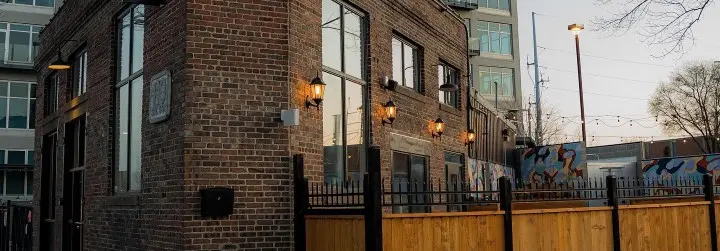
199,187,234,217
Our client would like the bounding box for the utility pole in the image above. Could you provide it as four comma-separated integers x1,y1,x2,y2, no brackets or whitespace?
532,12,542,145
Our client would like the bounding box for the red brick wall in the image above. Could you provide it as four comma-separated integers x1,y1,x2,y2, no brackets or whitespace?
34,0,188,250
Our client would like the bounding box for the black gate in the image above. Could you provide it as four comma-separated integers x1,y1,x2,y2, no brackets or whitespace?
1,201,33,251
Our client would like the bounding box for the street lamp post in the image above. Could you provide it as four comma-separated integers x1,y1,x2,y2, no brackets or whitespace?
569,23,587,143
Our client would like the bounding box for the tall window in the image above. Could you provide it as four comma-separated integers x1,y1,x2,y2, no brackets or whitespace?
0,149,35,199
391,37,420,91
115,5,144,193
0,81,36,129
6,0,53,7
477,66,514,97
438,63,459,108
478,21,512,56
72,50,88,98
44,74,58,115
322,0,367,183
0,23,42,64
479,0,510,11
391,152,428,213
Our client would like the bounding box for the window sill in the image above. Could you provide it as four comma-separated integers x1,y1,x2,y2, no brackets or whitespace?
107,193,140,206
439,103,461,116
394,85,425,103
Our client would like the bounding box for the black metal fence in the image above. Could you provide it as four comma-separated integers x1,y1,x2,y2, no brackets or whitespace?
0,201,33,251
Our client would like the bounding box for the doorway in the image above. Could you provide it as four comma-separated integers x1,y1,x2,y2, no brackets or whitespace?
62,116,85,251
40,131,57,251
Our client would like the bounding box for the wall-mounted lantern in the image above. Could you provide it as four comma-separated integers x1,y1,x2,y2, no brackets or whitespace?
432,118,445,139
382,100,396,126
380,76,398,91
305,72,326,109
48,39,77,70
439,74,459,92
465,129,476,145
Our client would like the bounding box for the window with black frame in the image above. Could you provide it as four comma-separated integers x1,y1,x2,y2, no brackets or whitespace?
72,50,88,98
438,63,459,108
391,151,428,213
322,0,367,183
445,152,465,212
114,5,144,193
391,36,420,92
44,74,58,116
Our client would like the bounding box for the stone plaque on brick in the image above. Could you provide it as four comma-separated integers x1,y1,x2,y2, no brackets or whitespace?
149,70,171,124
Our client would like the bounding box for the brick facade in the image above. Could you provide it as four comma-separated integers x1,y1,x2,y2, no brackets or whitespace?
33,0,512,250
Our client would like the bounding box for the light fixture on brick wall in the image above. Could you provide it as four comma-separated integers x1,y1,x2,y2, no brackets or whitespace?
380,76,398,91
48,39,77,70
432,118,445,139
465,129,476,145
382,100,396,127
123,0,166,5
305,71,326,109
439,74,459,92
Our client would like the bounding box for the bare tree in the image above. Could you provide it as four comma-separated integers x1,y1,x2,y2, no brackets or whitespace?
593,0,713,56
649,61,720,153
527,98,566,145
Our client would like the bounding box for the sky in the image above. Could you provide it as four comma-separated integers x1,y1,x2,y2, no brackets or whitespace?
516,0,720,146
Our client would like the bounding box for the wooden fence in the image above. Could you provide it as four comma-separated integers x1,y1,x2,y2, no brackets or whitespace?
304,202,720,251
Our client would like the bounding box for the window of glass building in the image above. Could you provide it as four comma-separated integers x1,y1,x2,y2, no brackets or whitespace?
392,37,420,92
322,0,367,183
477,66,514,97
477,21,512,56
478,0,510,11
115,5,144,193
7,0,53,7
0,150,34,198
0,23,43,64
0,81,36,129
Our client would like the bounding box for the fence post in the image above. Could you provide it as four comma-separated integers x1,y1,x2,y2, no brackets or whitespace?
364,146,383,251
704,174,718,251
606,175,621,251
293,154,308,251
499,176,513,251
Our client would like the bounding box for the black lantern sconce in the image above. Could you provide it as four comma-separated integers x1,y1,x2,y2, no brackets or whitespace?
439,74,459,92
47,39,77,71
465,129,476,145
382,100,396,126
432,118,445,139
380,76,398,91
305,72,326,109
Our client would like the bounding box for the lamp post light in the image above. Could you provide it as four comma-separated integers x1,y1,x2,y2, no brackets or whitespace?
568,23,587,143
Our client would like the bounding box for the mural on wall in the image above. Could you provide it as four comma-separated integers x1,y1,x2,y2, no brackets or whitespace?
466,158,486,192
466,158,514,194
521,142,587,184
642,154,720,180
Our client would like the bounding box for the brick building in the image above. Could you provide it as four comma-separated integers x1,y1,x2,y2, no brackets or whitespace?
33,0,514,250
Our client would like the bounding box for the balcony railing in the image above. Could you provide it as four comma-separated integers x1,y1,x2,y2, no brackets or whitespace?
444,0,479,10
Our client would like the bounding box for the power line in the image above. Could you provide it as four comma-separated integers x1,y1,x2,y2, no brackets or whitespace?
541,66,659,84
537,46,677,68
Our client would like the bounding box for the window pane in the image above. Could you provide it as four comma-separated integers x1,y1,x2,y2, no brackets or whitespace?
119,13,131,80
391,152,409,213
8,98,27,128
130,76,143,191
31,32,39,60
322,73,343,183
116,85,129,192
500,33,511,55
0,172,4,195
477,67,492,95
26,171,33,194
490,30,500,53
27,151,34,166
0,32,6,62
322,0,341,71
28,99,35,129
502,72,514,97
0,97,6,127
0,150,4,164
488,0,498,9
403,44,415,89
9,83,28,97
6,171,25,195
344,10,362,79
409,155,426,213
9,31,30,62
82,53,87,94
7,151,25,165
479,0,488,8
0,82,6,96
392,38,402,84
9,24,30,31
132,6,144,74
345,81,364,178
29,83,35,98
438,65,444,103
499,0,510,10
35,0,53,7
479,31,489,52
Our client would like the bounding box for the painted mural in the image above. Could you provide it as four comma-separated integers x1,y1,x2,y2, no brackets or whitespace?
521,142,587,184
466,158,486,192
466,158,514,194
642,154,720,180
